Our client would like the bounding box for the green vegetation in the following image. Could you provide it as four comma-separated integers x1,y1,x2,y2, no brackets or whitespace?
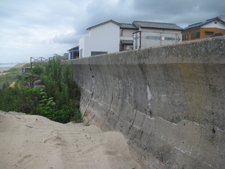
3,67,20,73
31,65,43,76
0,59,82,123
0,64,30,85
0,73,18,85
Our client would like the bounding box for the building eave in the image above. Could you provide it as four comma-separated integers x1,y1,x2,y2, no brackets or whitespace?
184,17,225,31
139,26,184,31
68,46,79,51
86,19,120,30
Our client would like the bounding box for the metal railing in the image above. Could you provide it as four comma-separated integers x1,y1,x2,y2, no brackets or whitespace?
30,57,52,68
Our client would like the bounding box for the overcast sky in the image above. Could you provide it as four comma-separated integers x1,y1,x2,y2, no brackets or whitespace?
0,0,224,63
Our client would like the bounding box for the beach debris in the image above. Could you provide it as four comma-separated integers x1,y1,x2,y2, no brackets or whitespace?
9,81,21,89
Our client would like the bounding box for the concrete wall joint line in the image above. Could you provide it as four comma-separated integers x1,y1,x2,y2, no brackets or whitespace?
83,64,95,118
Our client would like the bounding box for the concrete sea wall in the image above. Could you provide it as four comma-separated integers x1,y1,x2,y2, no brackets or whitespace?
61,36,225,169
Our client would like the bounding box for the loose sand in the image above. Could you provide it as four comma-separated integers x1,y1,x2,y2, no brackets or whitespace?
0,111,141,169
12,63,28,68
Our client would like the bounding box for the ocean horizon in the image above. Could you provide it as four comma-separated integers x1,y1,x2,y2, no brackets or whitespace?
0,63,18,68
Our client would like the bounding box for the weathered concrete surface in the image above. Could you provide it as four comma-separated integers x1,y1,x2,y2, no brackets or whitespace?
61,36,225,169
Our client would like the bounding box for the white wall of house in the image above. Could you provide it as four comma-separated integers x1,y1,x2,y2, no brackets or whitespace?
68,53,71,60
134,31,182,49
79,37,85,58
201,21,225,29
79,22,120,58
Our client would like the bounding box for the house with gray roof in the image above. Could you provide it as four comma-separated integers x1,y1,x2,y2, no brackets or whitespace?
182,17,225,42
132,21,183,49
78,19,184,58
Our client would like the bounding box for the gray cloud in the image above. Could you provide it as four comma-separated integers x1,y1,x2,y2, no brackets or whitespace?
0,0,224,63
132,0,225,26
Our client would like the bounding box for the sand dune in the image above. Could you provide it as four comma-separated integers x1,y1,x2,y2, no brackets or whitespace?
0,111,141,169
12,63,28,68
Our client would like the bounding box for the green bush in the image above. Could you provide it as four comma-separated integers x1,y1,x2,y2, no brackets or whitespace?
0,58,82,124
31,65,43,75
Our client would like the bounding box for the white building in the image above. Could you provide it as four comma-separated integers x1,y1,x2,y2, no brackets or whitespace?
78,20,183,58
132,21,184,49
79,20,120,58
79,20,139,58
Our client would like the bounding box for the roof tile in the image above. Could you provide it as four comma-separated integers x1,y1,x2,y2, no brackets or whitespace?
133,21,184,30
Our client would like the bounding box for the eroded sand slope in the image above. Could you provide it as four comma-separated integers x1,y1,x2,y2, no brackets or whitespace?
0,111,140,169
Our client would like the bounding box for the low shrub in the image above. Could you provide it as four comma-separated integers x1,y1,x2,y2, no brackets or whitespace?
31,65,43,76
0,59,82,123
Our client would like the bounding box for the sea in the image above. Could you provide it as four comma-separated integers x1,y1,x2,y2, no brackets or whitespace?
0,63,18,68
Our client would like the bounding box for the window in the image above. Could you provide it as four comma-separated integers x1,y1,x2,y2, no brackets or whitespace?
182,34,188,40
73,51,79,59
205,31,214,35
191,32,200,39
91,51,107,56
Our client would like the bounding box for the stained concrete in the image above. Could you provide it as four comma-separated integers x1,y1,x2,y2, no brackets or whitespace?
61,36,225,169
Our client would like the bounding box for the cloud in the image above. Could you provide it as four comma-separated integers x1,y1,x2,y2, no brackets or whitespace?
0,0,224,63
52,32,85,45
131,0,225,27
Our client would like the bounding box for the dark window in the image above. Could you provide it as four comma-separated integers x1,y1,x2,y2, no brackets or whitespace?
205,31,214,35
191,32,200,39
73,51,79,59
182,34,189,40
91,51,107,56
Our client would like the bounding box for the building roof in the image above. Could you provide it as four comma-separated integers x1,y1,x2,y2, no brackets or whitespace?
119,23,138,29
132,21,184,31
68,46,79,51
120,40,133,45
185,17,225,30
86,20,120,30
86,19,184,31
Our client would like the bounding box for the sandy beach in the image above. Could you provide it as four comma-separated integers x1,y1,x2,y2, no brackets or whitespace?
0,111,141,169
12,63,28,68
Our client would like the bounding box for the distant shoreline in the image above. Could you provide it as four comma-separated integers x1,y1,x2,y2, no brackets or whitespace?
0,63,28,76
0,63,28,69
0,63,17,68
